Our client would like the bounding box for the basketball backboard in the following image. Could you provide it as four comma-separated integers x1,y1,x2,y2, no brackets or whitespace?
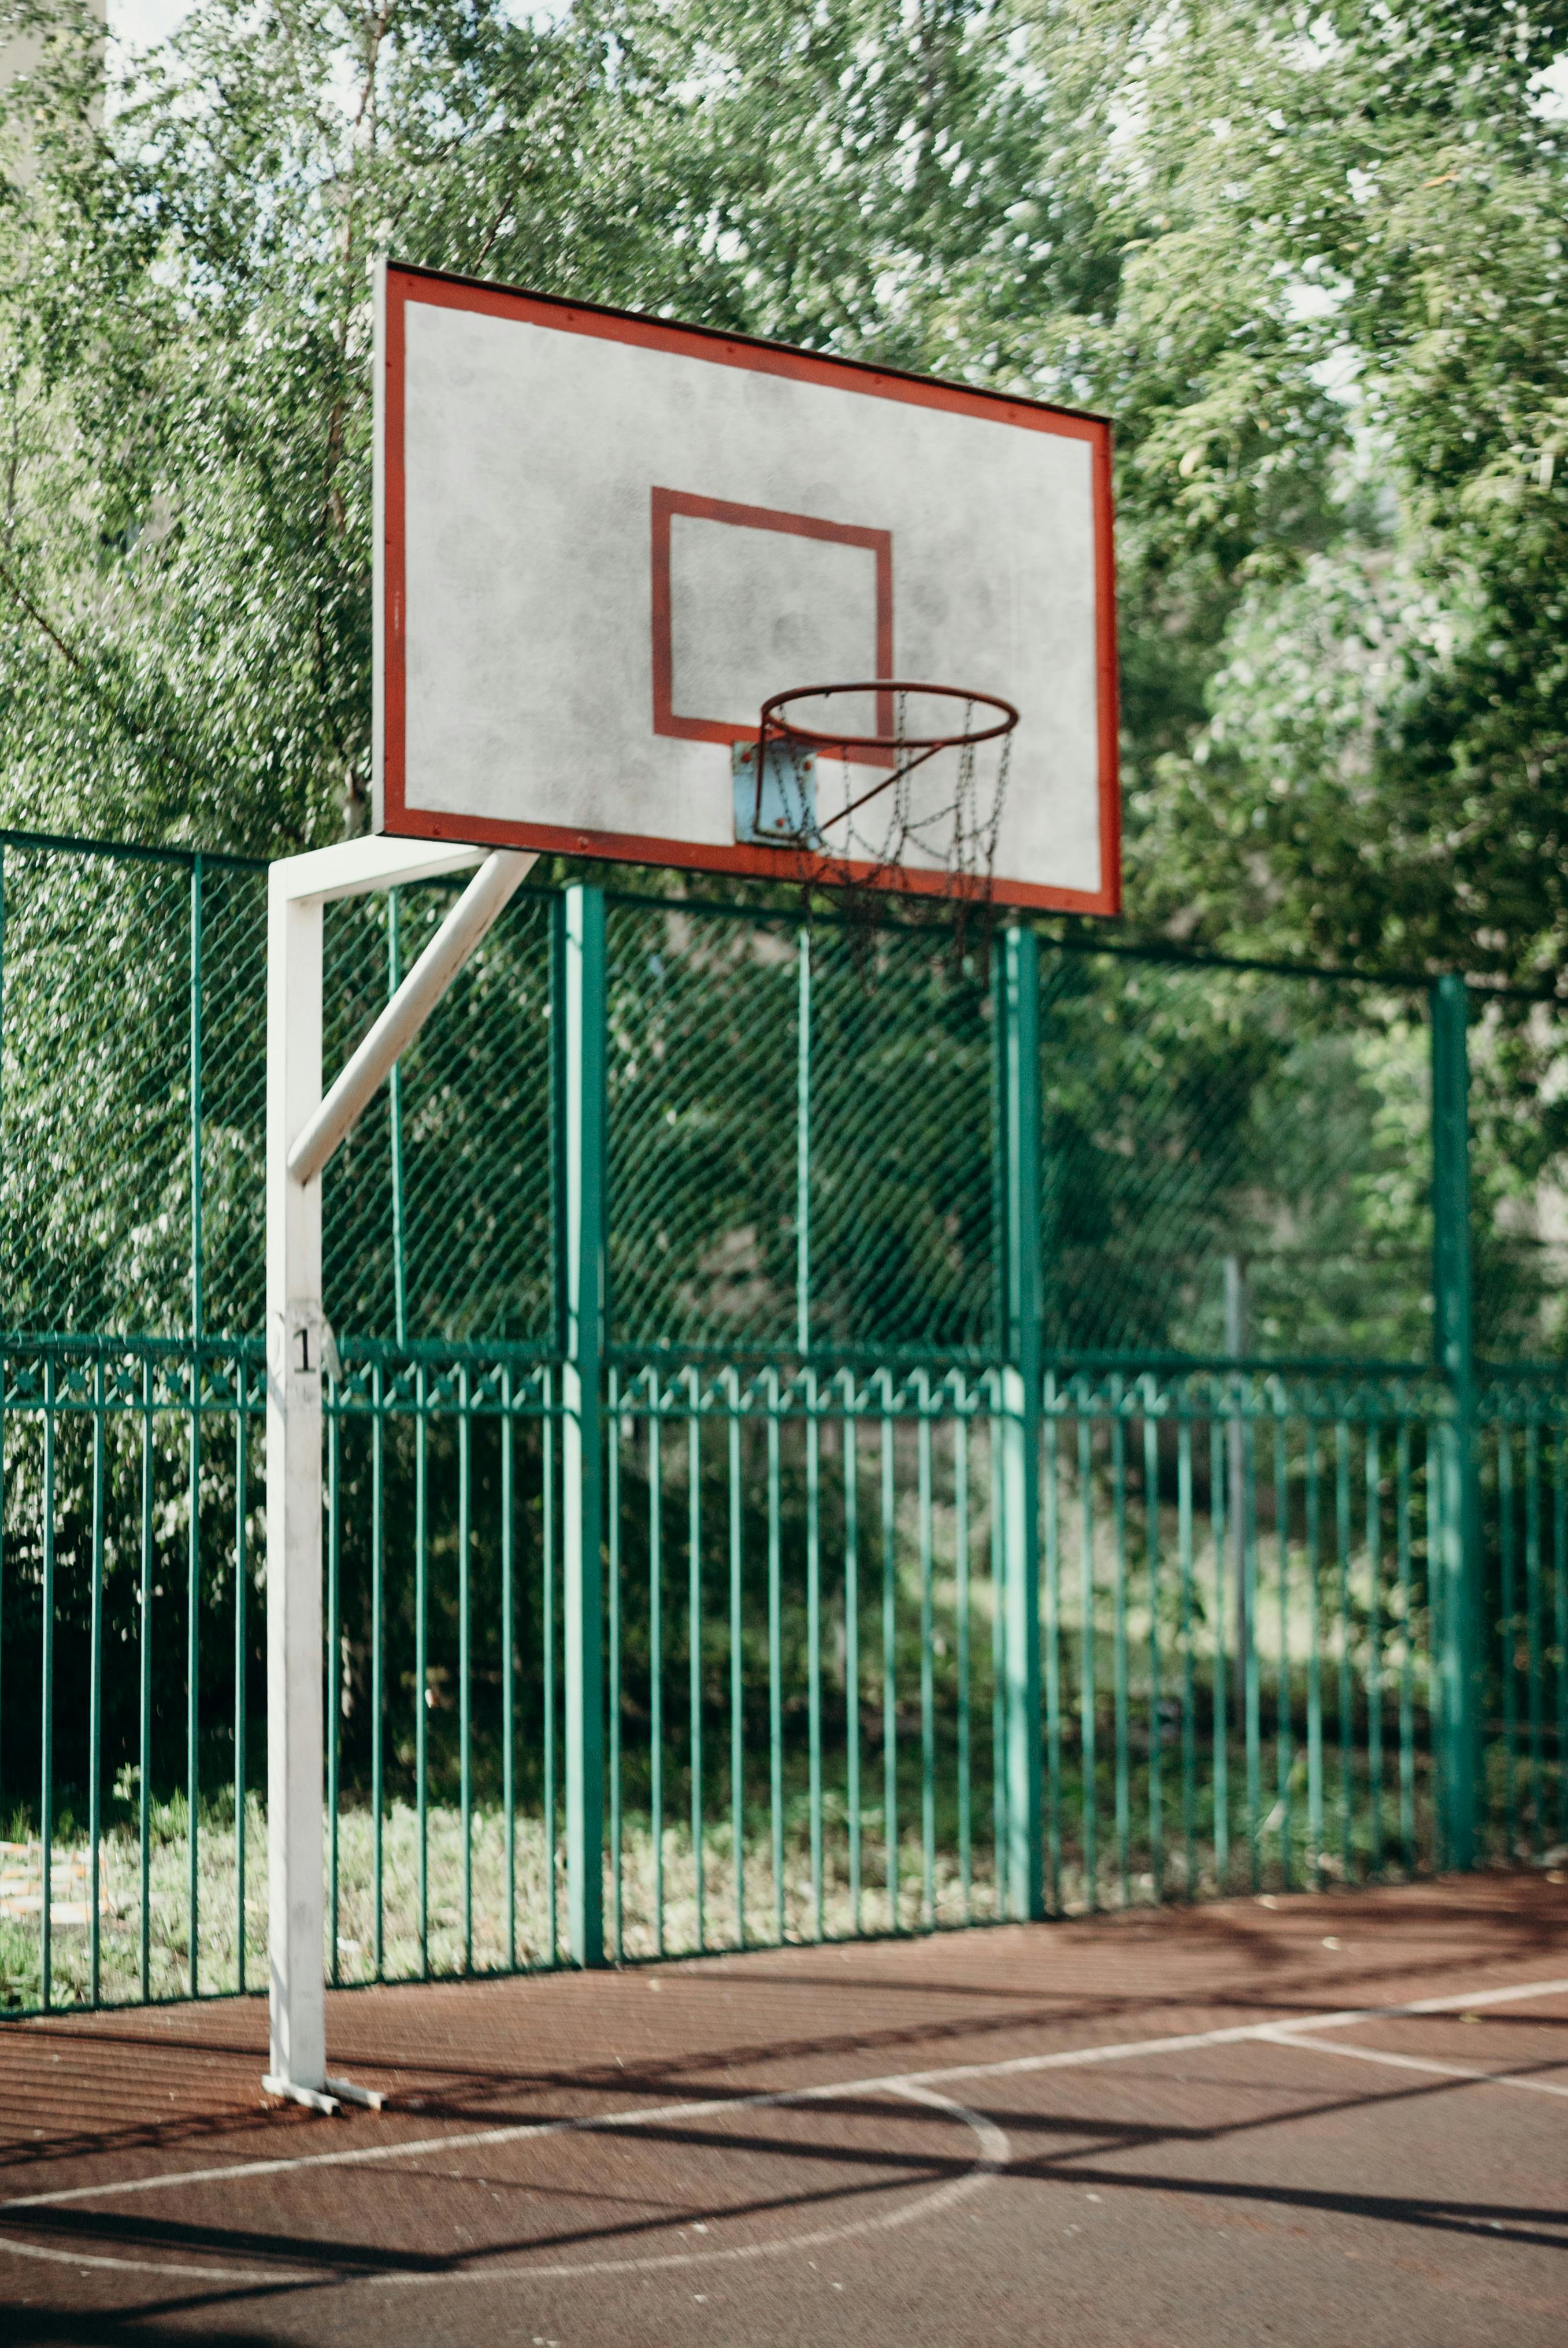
373,260,1119,914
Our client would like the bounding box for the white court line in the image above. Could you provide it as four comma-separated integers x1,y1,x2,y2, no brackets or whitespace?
1262,2027,1568,2098
5,1971,1566,2217
0,2236,293,2284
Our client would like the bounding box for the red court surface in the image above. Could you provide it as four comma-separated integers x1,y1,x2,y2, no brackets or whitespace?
1,1873,1564,2346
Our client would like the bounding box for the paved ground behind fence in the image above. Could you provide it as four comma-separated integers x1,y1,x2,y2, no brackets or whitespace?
1,1873,1564,2346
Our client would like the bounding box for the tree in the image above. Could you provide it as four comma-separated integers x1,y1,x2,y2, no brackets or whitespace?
3,0,1567,989
0,0,1058,850
1087,0,1568,998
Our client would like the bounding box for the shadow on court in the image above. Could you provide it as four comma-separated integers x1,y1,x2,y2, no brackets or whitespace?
1,1872,1564,2347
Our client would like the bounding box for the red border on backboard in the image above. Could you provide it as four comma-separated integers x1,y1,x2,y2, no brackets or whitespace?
377,261,1121,916
650,488,895,760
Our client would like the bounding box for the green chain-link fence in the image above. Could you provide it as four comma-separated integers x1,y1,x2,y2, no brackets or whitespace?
0,832,1563,2012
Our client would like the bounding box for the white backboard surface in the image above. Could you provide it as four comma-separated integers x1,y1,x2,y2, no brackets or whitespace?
374,262,1119,913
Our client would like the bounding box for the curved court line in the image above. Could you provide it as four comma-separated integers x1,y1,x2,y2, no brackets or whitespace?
0,2235,302,2284
384,2082,1012,2288
0,2080,1009,2291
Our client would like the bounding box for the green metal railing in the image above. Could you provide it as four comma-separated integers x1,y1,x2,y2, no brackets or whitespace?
0,1336,261,2010
600,1357,1565,1958
1,832,1565,2016
3,1340,1563,2009
322,1350,566,1983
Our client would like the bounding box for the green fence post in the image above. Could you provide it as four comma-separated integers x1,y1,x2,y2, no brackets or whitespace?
0,840,5,1816
1432,973,1480,1867
999,925,1044,1920
562,885,606,1966
188,851,203,1993
191,853,203,1335
796,927,811,1358
388,890,408,1346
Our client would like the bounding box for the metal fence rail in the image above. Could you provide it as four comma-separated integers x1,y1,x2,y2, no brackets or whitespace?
1,833,1565,2016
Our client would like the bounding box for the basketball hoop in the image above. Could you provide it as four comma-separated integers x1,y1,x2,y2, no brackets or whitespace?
734,682,1019,935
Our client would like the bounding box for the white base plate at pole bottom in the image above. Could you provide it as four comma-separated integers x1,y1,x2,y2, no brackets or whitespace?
260,2073,388,2116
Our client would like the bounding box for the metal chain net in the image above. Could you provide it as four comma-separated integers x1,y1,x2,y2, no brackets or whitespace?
745,690,1013,957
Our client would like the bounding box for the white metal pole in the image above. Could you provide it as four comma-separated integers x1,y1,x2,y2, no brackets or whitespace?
264,873,333,2110
262,834,532,2116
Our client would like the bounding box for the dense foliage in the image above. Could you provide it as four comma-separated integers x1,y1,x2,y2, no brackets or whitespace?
0,0,1560,981
0,0,1562,1354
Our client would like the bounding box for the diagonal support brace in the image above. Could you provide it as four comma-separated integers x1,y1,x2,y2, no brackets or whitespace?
288,849,533,1186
